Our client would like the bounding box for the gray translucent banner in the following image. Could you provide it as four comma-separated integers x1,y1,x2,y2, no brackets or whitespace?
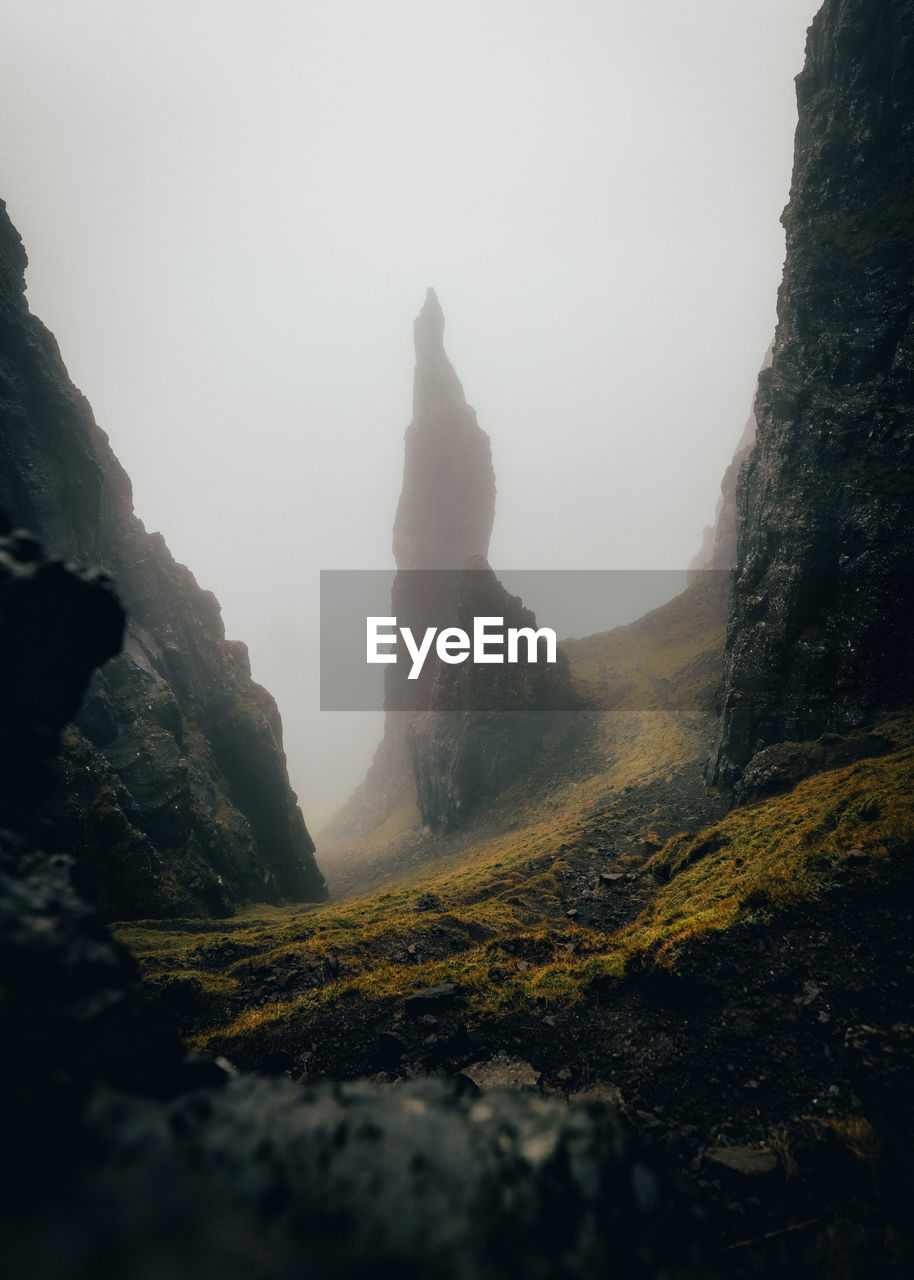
320,568,720,711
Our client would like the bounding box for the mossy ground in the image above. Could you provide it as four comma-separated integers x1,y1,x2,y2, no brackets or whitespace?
315,576,726,896
115,575,913,1069
110,575,912,1086
111,582,914,1276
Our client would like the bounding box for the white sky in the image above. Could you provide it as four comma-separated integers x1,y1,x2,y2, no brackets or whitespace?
0,0,822,827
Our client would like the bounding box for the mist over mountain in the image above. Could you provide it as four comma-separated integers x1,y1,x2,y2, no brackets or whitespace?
2,1,914,1277
689,345,773,576
0,1,822,825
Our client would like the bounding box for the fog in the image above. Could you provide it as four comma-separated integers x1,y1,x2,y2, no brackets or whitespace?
0,0,822,827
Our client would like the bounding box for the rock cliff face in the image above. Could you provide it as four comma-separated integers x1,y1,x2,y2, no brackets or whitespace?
377,290,569,832
708,0,914,788
0,200,326,916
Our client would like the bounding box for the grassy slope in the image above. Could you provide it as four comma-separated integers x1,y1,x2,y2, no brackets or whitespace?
316,574,725,893
114,578,914,1067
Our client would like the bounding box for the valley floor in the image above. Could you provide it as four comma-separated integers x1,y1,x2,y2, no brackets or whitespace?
117,709,914,1278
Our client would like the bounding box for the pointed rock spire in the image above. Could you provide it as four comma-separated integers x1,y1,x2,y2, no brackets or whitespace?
414,286,445,352
412,286,467,418
394,290,495,570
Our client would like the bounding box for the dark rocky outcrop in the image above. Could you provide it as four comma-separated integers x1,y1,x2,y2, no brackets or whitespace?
0,528,219,1203
362,290,569,833
0,519,123,820
708,0,914,788
11,1074,705,1280
733,725,893,803
0,199,325,915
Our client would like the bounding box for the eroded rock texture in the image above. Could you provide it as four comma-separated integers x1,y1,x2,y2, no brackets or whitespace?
709,0,914,788
0,199,325,915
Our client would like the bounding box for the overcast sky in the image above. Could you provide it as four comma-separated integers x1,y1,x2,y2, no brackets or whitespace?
0,0,822,827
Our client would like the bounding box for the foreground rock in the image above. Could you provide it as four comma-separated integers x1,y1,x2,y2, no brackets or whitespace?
11,1077,708,1280
0,528,211,1199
